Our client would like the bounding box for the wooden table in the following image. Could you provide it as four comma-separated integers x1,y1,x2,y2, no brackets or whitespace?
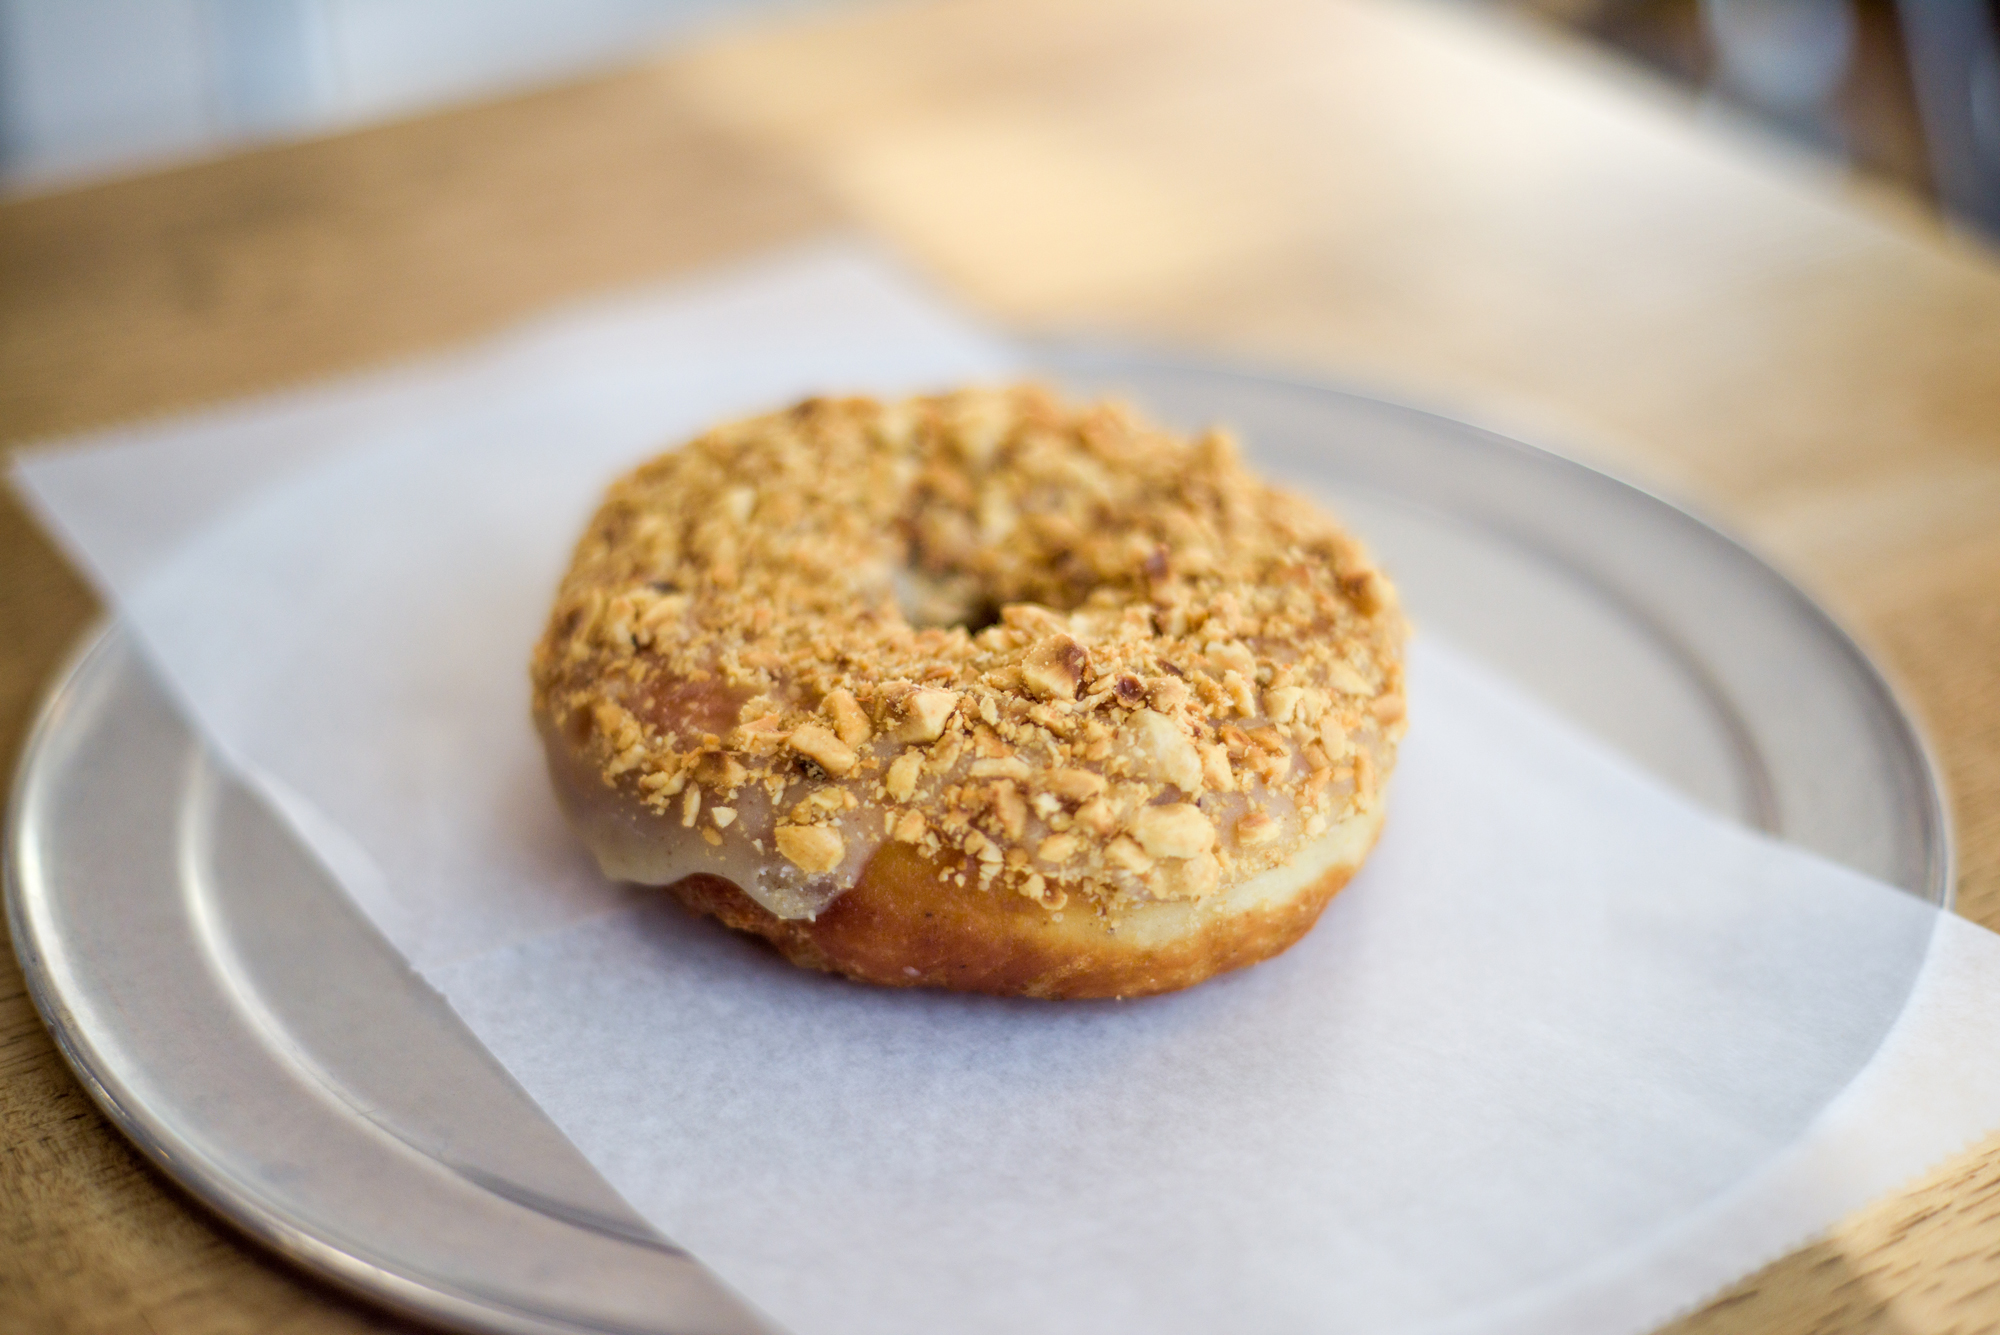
5,0,1999,1329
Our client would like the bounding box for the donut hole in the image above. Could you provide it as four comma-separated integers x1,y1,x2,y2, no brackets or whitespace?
893,565,1003,633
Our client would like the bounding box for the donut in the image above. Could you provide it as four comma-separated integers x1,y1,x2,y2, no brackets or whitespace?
531,386,1406,999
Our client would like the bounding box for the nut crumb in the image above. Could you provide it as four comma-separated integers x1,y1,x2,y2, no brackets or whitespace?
1021,634,1087,700
892,689,959,743
1106,835,1153,874
788,722,858,776
1037,833,1081,864
823,688,872,747
885,751,924,802
1235,811,1279,846
775,824,844,873
1132,804,1215,860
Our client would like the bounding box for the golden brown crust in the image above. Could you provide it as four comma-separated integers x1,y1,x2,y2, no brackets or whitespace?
665,826,1376,1000
531,384,1406,995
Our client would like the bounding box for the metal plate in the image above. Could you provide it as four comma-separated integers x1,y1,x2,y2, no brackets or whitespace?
7,352,1954,1335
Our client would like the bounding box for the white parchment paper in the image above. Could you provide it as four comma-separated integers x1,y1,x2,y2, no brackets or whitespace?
17,241,2000,1335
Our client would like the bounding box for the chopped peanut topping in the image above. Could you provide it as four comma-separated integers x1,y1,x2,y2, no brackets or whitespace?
1106,836,1154,874
884,751,924,802
1263,686,1304,725
1121,709,1204,795
892,689,959,743
1020,634,1087,700
990,781,1028,841
1236,811,1281,846
1044,768,1107,803
1037,833,1082,864
775,824,844,873
787,723,858,776
531,386,1405,917
1075,798,1120,837
694,753,747,792
823,688,872,747
1132,804,1215,860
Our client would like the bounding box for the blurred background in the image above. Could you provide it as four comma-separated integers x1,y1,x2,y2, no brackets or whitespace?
2,0,1997,236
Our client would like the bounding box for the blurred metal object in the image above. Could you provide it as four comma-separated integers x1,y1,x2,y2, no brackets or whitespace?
208,0,336,139
1897,0,2000,232
1701,0,1857,155
1704,0,1857,115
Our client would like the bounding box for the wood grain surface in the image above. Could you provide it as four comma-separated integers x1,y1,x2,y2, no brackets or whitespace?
3,0,1998,1330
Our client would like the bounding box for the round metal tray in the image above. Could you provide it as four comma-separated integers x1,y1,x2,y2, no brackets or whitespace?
7,351,1953,1334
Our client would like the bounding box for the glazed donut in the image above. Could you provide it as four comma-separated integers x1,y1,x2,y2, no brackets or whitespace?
531,386,1406,999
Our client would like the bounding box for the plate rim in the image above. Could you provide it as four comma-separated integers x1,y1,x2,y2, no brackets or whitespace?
4,623,637,1335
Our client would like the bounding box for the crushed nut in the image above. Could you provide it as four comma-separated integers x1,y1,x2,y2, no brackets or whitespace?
1327,660,1372,696
1020,873,1065,910
1152,851,1219,899
1221,670,1257,716
1075,798,1119,836
1263,686,1304,724
892,688,959,743
1236,811,1281,846
885,751,924,802
1354,749,1378,808
1132,804,1215,860
788,722,858,776
1199,743,1234,792
990,781,1028,840
823,687,872,747
774,823,845,873
1037,833,1082,864
731,714,787,753
694,752,747,792
1120,710,1203,794
1043,767,1108,804
1020,633,1088,700
1106,836,1154,874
